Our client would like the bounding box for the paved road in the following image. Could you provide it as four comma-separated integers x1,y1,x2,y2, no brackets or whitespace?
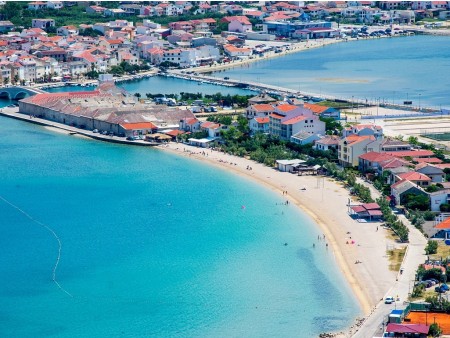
352,179,427,337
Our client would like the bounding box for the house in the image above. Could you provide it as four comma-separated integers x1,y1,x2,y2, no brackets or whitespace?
428,189,450,212
433,217,450,244
28,2,47,10
349,202,383,221
415,163,445,183
304,102,340,119
343,123,383,137
380,139,412,152
358,152,399,173
290,131,321,145
396,171,431,187
0,21,14,33
391,180,427,207
46,1,63,10
200,121,227,138
104,8,127,17
338,135,382,167
32,19,55,30
276,159,306,172
314,135,340,151
86,5,107,14
384,323,429,338
249,117,270,134
57,26,79,37
269,104,325,141
248,93,277,105
223,44,252,58
228,17,253,33
246,103,275,119
119,122,157,138
386,150,435,160
179,117,201,133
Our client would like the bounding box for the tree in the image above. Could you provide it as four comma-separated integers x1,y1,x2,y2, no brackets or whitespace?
134,93,141,99
425,240,439,255
403,194,430,211
429,323,442,337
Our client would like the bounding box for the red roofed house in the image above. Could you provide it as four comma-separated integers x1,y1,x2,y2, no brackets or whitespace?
304,102,340,119
343,123,383,137
349,202,383,220
249,117,270,134
314,135,340,151
385,323,429,337
358,151,412,175
396,171,431,187
339,135,383,167
179,117,201,133
269,104,325,142
433,216,450,244
119,122,157,138
57,25,79,37
415,163,445,183
246,103,275,119
228,16,252,33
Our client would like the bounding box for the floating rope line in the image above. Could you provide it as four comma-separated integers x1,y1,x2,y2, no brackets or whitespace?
0,195,73,297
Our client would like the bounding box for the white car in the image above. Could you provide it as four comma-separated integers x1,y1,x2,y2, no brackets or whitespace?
384,296,395,304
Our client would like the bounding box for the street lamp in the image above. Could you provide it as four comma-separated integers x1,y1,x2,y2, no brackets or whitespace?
419,93,421,111
351,95,354,115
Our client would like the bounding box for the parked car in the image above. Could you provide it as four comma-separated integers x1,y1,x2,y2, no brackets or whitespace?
101,130,108,135
441,284,449,291
435,286,447,293
385,296,395,304
92,129,99,133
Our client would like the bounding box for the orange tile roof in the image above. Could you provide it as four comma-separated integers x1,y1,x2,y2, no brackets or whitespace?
435,218,450,229
397,172,431,181
252,103,273,112
282,115,306,125
120,122,157,130
304,102,328,114
255,117,269,124
276,104,297,112
270,113,285,119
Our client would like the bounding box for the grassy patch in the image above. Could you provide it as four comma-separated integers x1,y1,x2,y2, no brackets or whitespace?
317,100,350,108
387,247,407,271
429,241,450,261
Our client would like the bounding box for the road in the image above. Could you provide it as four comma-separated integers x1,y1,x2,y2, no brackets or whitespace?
352,179,427,337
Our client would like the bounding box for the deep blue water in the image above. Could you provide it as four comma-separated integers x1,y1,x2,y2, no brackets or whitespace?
219,35,450,109
0,116,359,337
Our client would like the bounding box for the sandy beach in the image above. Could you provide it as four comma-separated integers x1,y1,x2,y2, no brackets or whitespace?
159,142,401,335
191,38,345,74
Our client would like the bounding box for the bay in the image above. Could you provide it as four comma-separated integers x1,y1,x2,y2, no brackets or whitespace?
219,35,450,109
0,116,359,337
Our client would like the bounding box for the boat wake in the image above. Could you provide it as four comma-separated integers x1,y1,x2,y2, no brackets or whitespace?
0,195,73,298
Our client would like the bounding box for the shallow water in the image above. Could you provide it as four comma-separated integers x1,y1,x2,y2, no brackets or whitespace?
0,116,359,337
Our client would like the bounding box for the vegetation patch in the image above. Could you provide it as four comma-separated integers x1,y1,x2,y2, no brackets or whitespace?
387,247,406,271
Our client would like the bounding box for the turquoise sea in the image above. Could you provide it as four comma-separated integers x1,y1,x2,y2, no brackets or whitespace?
0,116,359,337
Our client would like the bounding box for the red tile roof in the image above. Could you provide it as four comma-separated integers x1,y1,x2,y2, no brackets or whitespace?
386,323,429,334
387,150,434,158
255,117,269,124
304,102,329,114
413,157,443,164
270,113,285,119
397,172,431,181
435,218,450,229
359,151,395,162
282,115,306,125
120,122,157,130
252,103,273,112
276,104,297,112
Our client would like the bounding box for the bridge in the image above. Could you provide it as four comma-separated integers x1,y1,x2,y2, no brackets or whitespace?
0,86,46,100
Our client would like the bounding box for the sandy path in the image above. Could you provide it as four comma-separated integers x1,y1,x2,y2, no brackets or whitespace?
158,143,400,327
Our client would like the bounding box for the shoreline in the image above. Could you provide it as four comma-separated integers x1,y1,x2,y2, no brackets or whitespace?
0,109,400,336
157,143,400,336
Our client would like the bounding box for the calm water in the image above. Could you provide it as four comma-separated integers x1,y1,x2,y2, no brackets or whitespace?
45,76,255,97
220,35,450,109
0,116,359,337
